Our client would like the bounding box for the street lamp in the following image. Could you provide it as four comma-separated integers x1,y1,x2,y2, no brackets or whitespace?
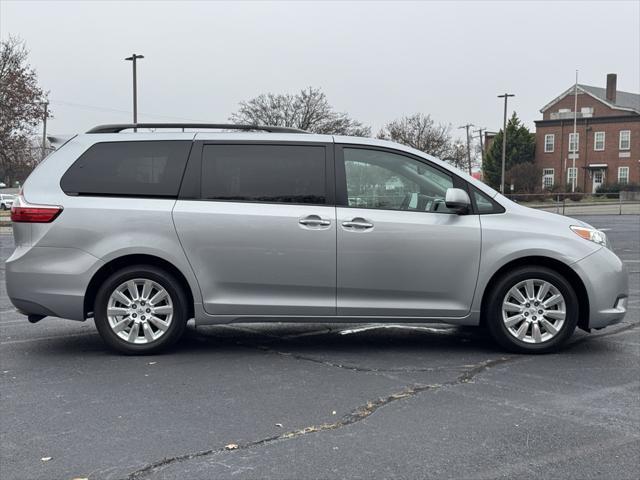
497,93,515,194
124,54,144,131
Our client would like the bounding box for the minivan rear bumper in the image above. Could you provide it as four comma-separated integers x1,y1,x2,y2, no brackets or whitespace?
6,245,103,321
572,246,629,329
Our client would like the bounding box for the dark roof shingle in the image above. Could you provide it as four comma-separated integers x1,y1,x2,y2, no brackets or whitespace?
578,84,640,113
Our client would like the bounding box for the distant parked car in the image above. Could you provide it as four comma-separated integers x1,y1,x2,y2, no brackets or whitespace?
0,194,15,210
0,182,7,188
5,123,629,355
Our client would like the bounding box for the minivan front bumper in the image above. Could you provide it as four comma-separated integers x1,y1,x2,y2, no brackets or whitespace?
572,246,629,329
6,245,103,321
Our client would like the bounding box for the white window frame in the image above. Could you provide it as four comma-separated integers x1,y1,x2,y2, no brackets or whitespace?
569,132,579,153
619,130,630,150
618,166,629,184
594,131,605,151
567,167,577,184
544,134,555,153
542,168,554,188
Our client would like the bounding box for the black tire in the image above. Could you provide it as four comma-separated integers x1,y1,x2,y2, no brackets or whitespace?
486,266,579,354
94,265,189,354
0,204,6,210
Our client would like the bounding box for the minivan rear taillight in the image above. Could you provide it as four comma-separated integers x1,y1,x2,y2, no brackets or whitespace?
10,193,63,223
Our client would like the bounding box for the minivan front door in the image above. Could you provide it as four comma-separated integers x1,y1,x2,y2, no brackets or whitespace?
335,146,481,318
173,141,336,316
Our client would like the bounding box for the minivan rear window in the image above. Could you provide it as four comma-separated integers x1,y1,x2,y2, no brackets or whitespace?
201,144,326,204
60,141,191,197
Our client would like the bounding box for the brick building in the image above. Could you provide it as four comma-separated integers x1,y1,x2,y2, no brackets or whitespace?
534,74,639,193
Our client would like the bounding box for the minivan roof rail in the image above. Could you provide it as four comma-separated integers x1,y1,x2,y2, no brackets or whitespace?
86,123,307,134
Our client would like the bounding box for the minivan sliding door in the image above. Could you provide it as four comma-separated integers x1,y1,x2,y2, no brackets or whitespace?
173,141,336,316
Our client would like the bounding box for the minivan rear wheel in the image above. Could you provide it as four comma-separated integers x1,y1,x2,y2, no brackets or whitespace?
94,265,189,354
486,266,578,353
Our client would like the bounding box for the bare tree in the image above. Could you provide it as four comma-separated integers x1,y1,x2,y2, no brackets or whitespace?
377,113,452,159
229,87,370,136
0,37,49,187
443,140,468,172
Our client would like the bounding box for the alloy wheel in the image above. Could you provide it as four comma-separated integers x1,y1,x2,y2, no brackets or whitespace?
106,278,174,344
501,278,566,344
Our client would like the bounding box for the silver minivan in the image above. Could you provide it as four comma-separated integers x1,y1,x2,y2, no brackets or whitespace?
6,123,628,354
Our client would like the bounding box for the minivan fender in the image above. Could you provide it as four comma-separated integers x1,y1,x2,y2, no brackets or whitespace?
83,250,202,319
473,252,591,331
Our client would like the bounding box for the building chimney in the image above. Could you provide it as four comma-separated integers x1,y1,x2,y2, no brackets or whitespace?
606,73,617,103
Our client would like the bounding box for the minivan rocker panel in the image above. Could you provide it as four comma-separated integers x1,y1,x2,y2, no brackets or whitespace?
5,126,628,354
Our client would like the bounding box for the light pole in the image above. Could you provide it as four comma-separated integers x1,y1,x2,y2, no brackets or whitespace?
571,70,578,192
498,93,515,194
125,54,144,131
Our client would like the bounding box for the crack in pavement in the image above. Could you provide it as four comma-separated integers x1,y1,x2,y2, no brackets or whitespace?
196,321,639,375
188,321,639,381
235,342,464,374
123,356,516,480
195,324,479,374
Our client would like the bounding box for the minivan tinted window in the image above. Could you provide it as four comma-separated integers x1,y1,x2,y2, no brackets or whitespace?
61,141,191,197
201,144,326,204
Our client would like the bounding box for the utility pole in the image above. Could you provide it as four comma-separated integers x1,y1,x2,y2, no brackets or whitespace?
458,123,474,175
497,93,515,194
473,127,485,167
41,101,48,160
124,53,144,131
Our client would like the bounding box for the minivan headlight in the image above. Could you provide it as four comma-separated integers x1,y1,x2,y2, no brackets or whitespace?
570,226,608,247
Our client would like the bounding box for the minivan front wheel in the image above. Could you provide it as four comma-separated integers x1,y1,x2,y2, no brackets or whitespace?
94,265,189,354
486,266,579,353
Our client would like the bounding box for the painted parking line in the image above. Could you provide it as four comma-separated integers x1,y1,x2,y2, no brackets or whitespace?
340,324,457,335
0,319,28,326
0,332,97,345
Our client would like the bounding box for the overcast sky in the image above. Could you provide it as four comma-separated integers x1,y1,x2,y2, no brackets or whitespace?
2,0,639,140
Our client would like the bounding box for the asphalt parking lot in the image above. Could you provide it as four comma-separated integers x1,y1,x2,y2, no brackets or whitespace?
1,215,638,480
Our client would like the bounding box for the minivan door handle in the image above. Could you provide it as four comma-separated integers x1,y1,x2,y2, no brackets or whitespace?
299,215,331,227
342,218,374,230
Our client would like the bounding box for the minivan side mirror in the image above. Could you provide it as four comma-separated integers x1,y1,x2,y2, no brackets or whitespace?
445,188,471,214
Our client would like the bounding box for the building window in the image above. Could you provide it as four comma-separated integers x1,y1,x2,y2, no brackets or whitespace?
569,132,579,152
594,132,605,151
581,107,593,117
542,168,554,189
567,167,577,185
618,167,629,184
544,134,555,153
619,130,630,150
